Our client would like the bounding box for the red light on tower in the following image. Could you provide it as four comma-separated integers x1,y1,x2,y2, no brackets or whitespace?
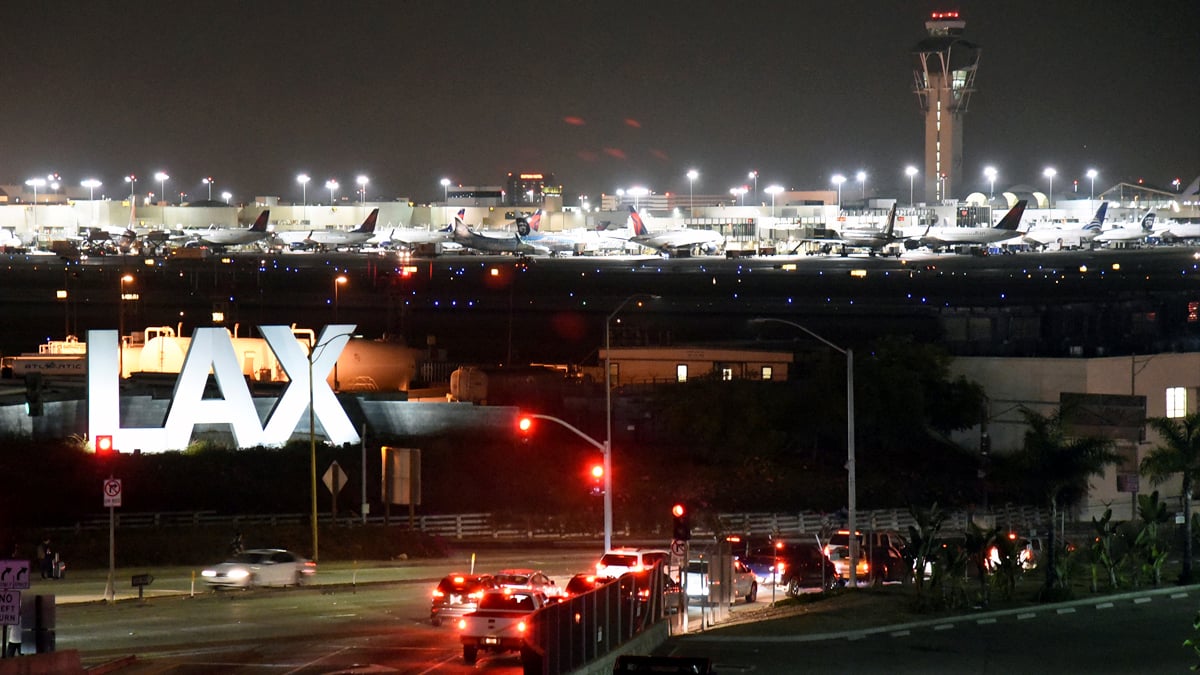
518,416,533,433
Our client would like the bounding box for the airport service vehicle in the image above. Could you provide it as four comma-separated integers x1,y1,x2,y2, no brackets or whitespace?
595,548,669,578
431,573,497,626
200,548,315,589
685,558,758,603
493,568,565,600
457,589,549,665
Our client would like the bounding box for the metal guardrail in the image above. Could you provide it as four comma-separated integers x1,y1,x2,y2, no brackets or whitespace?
62,506,1049,540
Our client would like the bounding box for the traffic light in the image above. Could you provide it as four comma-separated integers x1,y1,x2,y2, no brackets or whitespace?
590,463,604,496
95,435,114,455
671,502,690,541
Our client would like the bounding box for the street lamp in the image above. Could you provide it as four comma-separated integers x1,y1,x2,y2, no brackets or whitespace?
856,171,867,200
831,174,846,210
687,169,699,219
356,175,369,205
333,275,347,390
81,179,102,225
25,177,45,235
118,274,134,379
905,166,918,207
325,179,339,205
440,177,451,202
1086,168,1098,202
748,170,758,204
221,191,232,205
155,172,169,204
605,294,660,552
765,184,784,218
750,317,857,588
201,176,213,201
306,328,355,564
1043,167,1057,215
628,186,648,211
983,166,997,201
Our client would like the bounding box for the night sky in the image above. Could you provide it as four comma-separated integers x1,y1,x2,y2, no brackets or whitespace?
3,0,1197,204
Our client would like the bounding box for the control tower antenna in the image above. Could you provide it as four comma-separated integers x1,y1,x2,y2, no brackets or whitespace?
912,10,980,205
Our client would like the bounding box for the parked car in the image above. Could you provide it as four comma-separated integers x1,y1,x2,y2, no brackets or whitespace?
595,548,669,578
431,573,497,626
685,558,758,603
493,568,565,600
744,542,841,595
200,548,315,589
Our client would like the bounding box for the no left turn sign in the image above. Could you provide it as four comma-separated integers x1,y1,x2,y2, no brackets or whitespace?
103,478,122,507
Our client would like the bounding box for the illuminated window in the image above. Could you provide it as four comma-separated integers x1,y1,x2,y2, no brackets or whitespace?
1189,301,1199,323
676,364,687,383
761,366,773,381
608,362,619,386
1167,387,1188,418
720,367,732,381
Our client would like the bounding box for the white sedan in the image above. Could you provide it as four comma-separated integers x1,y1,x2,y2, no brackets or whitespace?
685,558,758,603
201,548,315,589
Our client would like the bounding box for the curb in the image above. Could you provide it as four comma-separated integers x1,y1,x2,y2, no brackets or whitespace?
678,583,1200,643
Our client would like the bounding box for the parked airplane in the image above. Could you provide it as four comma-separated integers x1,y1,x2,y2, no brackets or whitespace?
1022,202,1108,249
627,206,724,256
1151,214,1200,242
1094,211,1156,245
185,209,272,248
812,204,902,257
278,209,379,250
451,210,542,254
918,200,1028,250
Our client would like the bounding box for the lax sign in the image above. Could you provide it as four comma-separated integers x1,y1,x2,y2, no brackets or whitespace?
87,325,360,452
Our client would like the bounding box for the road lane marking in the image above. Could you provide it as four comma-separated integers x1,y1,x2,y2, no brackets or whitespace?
1171,593,1189,600
1134,597,1152,604
1017,612,1036,620
1056,608,1075,615
977,618,996,625
891,630,911,637
933,624,954,631
1096,602,1114,609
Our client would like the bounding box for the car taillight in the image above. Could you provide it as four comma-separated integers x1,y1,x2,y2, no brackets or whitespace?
457,619,467,630
468,591,483,600
432,589,445,598
777,562,786,574
632,564,644,572
517,621,527,633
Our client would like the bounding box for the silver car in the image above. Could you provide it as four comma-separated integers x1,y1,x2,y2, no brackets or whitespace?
201,548,315,589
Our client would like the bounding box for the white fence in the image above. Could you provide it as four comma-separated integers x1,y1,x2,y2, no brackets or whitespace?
65,506,1049,540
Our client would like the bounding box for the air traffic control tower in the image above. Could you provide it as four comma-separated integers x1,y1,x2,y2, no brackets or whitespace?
912,11,980,204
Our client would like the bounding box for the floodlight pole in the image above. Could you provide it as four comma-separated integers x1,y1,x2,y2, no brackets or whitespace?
751,317,857,588
604,294,659,552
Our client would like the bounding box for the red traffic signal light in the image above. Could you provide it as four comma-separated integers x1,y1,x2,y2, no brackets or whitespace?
95,435,114,454
591,464,604,480
517,416,533,433
671,503,691,541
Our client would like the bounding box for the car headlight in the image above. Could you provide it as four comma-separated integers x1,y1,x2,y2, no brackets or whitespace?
227,569,250,580
201,570,216,578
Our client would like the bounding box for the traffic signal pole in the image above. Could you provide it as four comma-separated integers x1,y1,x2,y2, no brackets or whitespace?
519,413,609,547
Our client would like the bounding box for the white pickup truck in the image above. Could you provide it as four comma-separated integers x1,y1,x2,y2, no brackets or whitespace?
457,589,549,665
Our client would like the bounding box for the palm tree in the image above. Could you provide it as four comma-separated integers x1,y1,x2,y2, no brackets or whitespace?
1141,413,1200,584
1015,406,1120,598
